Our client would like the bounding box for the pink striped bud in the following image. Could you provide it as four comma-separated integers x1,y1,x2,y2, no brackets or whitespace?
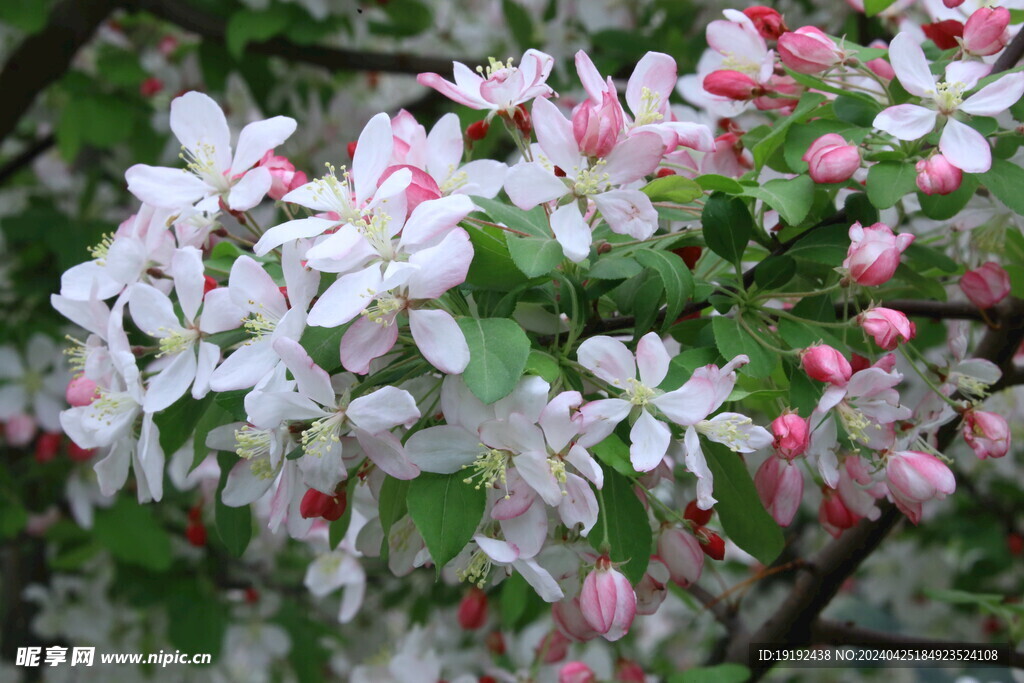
580,557,637,642
916,155,963,195
963,409,1010,459
771,412,810,460
819,486,860,538
657,527,704,585
803,133,860,184
858,307,916,350
885,450,956,524
743,6,788,40
801,344,852,385
754,456,804,526
457,586,488,630
843,221,914,286
703,70,763,100
962,7,1010,56
960,262,1010,309
559,662,597,683
573,90,624,158
258,151,307,201
778,26,844,74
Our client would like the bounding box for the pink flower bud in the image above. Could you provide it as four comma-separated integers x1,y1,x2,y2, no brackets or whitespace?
802,133,860,184
778,26,844,74
960,262,1010,309
962,7,1010,56
866,46,896,80
843,221,914,286
754,456,804,526
68,443,95,462
743,6,788,40
922,20,965,51
559,662,597,683
771,412,810,460
66,376,100,407
379,164,442,216
819,486,860,538
457,586,488,629
963,410,1010,459
573,90,624,158
35,433,62,463
801,344,852,385
580,557,637,641
915,155,963,195
553,597,601,641
5,414,36,447
703,70,763,101
537,630,570,663
635,558,669,615
657,527,704,585
885,450,956,524
258,151,307,201
616,660,647,682
943,0,965,7
859,307,916,350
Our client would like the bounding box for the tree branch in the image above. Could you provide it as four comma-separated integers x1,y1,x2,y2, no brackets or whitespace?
811,619,1024,668
128,0,480,76
0,0,122,147
993,28,1024,73
0,134,55,186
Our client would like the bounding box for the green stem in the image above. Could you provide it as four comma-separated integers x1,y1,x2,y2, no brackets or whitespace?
897,345,963,410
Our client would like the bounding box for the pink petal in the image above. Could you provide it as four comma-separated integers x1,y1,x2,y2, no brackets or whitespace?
504,161,569,210
339,315,398,375
272,337,335,406
888,33,935,97
577,336,636,385
408,308,469,374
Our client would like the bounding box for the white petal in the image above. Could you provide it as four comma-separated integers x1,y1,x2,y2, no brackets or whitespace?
503,162,569,210
549,203,592,263
408,308,470,374
636,332,670,387
172,246,205,323
253,217,338,256
232,116,297,172
353,112,394,205
143,349,197,412
888,33,935,97
348,386,420,433
125,165,209,209
227,166,272,211
630,409,671,472
532,97,583,173
306,266,382,328
577,336,635,386
170,91,231,171
872,104,937,141
353,429,420,480
339,315,398,375
406,425,481,473
228,256,287,317
271,337,335,406
128,283,180,337
222,459,275,506
960,73,1024,116
939,118,991,174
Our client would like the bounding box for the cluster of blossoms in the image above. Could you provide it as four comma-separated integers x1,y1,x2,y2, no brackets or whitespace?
33,1,1021,676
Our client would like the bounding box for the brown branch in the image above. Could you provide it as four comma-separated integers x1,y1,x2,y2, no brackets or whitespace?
0,0,122,147
993,28,1024,73
811,619,1024,668
128,0,480,76
0,133,55,186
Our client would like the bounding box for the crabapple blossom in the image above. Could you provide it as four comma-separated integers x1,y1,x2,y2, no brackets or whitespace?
777,27,845,74
915,155,962,195
803,133,860,184
859,307,916,350
801,344,852,385
962,409,1010,459
416,50,555,116
843,221,914,286
961,7,1010,56
960,262,1010,309
885,450,956,524
771,412,810,460
580,557,636,641
755,456,804,526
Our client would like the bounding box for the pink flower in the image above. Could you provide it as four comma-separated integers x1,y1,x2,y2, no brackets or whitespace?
379,163,442,215
258,151,307,201
960,262,1010,309
801,344,852,385
915,155,962,195
859,307,916,350
635,558,670,615
963,410,1010,459
657,527,704,585
416,51,555,115
703,70,763,100
819,486,860,537
803,133,860,184
4,414,36,447
580,557,637,641
873,33,1024,174
743,6,787,40
755,456,804,526
843,221,914,286
771,412,810,460
962,7,1010,57
885,450,956,524
778,26,844,74
559,661,597,683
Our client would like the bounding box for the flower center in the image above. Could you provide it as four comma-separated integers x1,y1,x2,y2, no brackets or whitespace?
63,335,88,373
625,378,657,406
91,390,134,425
933,81,965,115
310,163,362,224
457,549,493,588
633,86,664,127
837,402,872,445
301,412,345,458
696,415,754,450
462,447,509,491
476,56,515,80
155,327,199,357
243,308,277,342
357,211,395,260
180,143,229,191
88,233,115,265
362,292,405,325
572,159,610,196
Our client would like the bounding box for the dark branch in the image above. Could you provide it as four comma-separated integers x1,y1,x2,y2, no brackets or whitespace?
811,619,1024,669
0,0,122,146
0,134,55,186
128,0,479,76
993,29,1024,73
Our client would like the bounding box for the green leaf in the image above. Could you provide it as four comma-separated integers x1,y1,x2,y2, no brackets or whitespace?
702,193,753,266
168,583,227,660
833,94,883,127
588,256,643,280
407,473,486,575
191,399,235,472
636,249,694,331
904,243,958,274
589,434,637,478
0,0,51,32
93,498,172,571
787,223,850,266
226,5,292,59
370,0,433,37
96,46,148,87
669,663,751,683
642,175,703,204
471,196,550,238
917,175,979,220
844,192,879,226
866,161,918,209
215,451,252,557
466,223,526,291
155,393,213,458
56,95,137,160
507,236,564,277
214,389,249,422
977,159,1024,215
524,349,560,382
754,255,796,290
378,477,410,550
696,174,744,194
502,0,534,48
745,175,815,226
712,316,776,378
299,324,343,374
752,93,828,169
702,441,784,566
589,468,652,585
457,318,531,404
500,571,529,629
0,497,27,539
865,0,898,16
